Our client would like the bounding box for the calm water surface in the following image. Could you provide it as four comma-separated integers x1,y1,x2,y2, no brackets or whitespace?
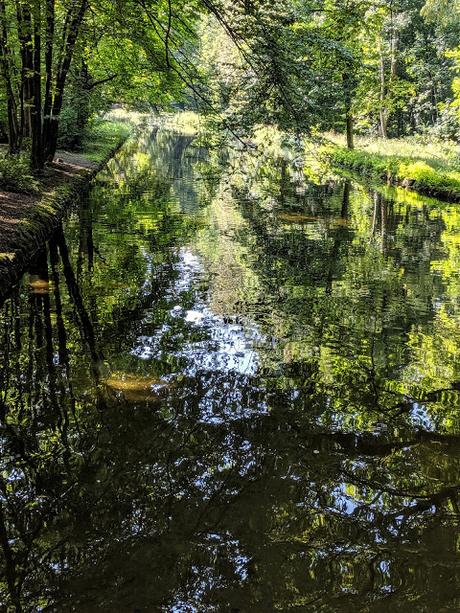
1,126,460,611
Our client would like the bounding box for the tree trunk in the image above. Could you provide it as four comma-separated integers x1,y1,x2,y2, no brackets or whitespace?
342,71,354,149
42,0,55,146
43,0,89,161
379,49,388,139
68,61,92,148
346,114,354,149
16,1,34,140
379,19,398,139
31,0,43,170
0,0,20,153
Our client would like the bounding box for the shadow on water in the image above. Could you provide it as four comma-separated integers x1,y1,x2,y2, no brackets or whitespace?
1,127,460,611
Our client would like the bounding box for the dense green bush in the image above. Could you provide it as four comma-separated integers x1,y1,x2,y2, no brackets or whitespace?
0,153,39,193
58,67,113,150
58,103,88,149
423,105,460,142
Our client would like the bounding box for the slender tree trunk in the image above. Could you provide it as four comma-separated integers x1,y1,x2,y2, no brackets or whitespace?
0,0,19,152
342,71,354,149
380,18,398,139
42,0,55,148
379,48,388,139
390,37,397,80
31,0,43,170
43,0,89,161
16,1,34,140
346,114,354,149
430,78,438,125
388,30,398,136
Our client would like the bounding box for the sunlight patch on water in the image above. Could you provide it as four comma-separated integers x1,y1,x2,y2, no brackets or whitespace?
132,248,263,376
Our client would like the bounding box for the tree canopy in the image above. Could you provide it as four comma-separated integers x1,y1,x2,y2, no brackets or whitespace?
0,0,459,169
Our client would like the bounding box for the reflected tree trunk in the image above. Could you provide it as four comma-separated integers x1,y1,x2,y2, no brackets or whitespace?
0,501,22,612
371,191,380,238
341,180,350,218
56,226,105,382
381,195,387,253
279,158,288,206
77,196,94,277
49,238,79,445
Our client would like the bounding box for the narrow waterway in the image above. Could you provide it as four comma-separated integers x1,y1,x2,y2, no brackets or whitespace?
1,125,460,611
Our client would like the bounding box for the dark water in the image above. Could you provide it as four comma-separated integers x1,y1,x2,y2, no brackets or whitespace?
1,126,460,611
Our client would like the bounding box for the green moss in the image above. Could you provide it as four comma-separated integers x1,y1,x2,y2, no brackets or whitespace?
327,146,460,201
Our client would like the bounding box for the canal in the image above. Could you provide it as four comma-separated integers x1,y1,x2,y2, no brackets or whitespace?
1,124,460,611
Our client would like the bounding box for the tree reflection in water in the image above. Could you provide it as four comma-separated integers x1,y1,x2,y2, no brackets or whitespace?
1,127,460,611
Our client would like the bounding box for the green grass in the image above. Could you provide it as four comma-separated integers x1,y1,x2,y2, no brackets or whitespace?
324,134,460,201
80,119,131,163
327,133,459,169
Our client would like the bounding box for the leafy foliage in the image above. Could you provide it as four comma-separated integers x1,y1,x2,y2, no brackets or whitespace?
0,152,38,193
329,145,460,200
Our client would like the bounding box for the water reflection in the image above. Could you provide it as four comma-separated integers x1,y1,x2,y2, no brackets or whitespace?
1,127,460,610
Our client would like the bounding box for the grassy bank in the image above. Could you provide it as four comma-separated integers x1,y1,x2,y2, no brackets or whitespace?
76,118,132,162
0,118,132,297
324,134,460,201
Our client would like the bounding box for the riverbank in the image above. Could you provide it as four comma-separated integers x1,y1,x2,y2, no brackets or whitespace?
0,120,131,296
323,135,460,202
215,121,460,203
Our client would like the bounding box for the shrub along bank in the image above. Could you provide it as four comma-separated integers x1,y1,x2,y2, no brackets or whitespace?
327,144,460,202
